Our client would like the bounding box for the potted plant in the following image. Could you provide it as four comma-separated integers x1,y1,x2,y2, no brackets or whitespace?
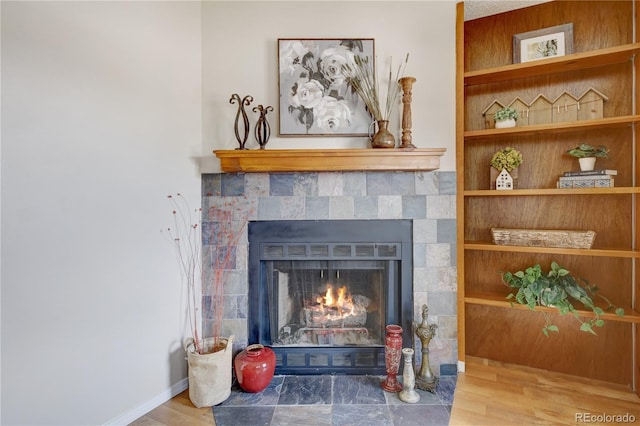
566,143,609,171
165,193,250,407
343,54,409,148
493,106,519,128
490,146,522,189
501,261,624,336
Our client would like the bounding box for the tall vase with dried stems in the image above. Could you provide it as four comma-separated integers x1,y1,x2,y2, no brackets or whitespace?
166,193,253,407
343,54,409,149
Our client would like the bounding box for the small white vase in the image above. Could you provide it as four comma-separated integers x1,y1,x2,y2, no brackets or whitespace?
579,157,597,171
398,348,420,403
495,118,516,128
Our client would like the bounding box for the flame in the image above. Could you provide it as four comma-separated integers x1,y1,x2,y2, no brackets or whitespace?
312,284,356,318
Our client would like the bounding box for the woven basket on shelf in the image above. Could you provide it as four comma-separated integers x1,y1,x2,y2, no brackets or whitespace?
491,228,596,249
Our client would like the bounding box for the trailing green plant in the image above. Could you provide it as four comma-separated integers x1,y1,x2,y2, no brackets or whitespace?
490,146,522,172
501,261,624,336
566,143,609,158
494,107,519,122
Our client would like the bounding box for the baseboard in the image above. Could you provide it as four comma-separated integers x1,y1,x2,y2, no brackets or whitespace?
104,377,189,425
457,360,466,373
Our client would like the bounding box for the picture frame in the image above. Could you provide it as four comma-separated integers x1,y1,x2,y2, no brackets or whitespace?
513,23,573,64
278,38,375,137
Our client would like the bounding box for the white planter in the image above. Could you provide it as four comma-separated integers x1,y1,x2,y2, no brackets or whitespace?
495,118,516,128
579,157,597,171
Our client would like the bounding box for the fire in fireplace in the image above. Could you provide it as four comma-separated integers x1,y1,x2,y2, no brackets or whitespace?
248,220,413,375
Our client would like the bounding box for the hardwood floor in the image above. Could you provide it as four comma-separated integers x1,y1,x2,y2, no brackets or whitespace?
450,357,640,425
128,390,215,426
130,358,640,425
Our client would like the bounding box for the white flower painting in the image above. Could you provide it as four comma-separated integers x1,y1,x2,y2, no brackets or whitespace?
278,38,374,136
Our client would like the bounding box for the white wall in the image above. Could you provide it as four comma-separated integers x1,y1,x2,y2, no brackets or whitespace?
1,1,457,424
202,1,456,172
1,2,202,424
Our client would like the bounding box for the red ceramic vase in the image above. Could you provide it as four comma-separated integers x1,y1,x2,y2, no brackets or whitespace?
234,344,276,393
381,324,403,392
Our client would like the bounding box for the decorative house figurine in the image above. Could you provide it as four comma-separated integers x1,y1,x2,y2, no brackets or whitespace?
528,94,553,125
496,169,514,190
482,100,506,129
553,91,579,123
578,87,608,121
508,97,529,127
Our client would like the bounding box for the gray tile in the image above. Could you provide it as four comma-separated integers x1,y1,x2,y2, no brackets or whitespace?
332,404,393,426
202,173,221,197
342,172,367,196
305,197,330,219
402,195,427,219
440,364,457,376
221,173,245,196
293,173,319,196
366,172,415,195
332,376,386,405
436,376,457,405
437,171,456,195
388,404,450,425
258,196,282,220
270,174,295,196
220,376,284,406
436,219,456,243
354,196,378,219
213,406,274,426
271,405,332,425
278,376,332,405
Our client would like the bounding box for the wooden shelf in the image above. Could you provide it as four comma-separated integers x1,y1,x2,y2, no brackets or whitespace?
213,148,446,173
464,241,640,258
464,115,640,140
464,291,640,324
464,187,640,196
464,43,640,86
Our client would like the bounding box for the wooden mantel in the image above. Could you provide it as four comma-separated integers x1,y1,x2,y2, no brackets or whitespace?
213,148,446,173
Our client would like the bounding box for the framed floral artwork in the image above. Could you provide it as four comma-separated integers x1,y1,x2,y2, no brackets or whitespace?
278,38,375,136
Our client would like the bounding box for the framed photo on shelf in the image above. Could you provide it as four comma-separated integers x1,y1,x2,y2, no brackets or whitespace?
278,38,374,137
513,23,573,64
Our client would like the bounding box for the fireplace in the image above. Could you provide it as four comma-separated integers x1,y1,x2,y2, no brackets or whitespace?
248,220,413,375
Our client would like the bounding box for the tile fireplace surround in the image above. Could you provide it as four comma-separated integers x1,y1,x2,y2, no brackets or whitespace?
201,170,457,373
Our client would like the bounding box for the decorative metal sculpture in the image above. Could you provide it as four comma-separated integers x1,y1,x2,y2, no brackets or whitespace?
253,105,274,150
229,94,253,150
413,304,439,392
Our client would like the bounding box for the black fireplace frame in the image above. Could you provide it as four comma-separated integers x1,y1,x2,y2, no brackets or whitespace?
248,220,413,375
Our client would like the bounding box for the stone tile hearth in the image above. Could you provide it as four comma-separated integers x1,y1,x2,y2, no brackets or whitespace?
213,373,456,426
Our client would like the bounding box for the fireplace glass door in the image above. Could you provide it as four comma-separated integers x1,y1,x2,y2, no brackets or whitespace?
265,258,393,348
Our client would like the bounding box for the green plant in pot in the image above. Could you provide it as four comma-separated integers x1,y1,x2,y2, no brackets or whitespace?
493,107,519,128
490,146,522,173
490,146,522,189
566,143,609,171
501,261,624,336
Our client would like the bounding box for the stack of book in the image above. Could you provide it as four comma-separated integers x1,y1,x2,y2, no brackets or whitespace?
557,169,617,188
